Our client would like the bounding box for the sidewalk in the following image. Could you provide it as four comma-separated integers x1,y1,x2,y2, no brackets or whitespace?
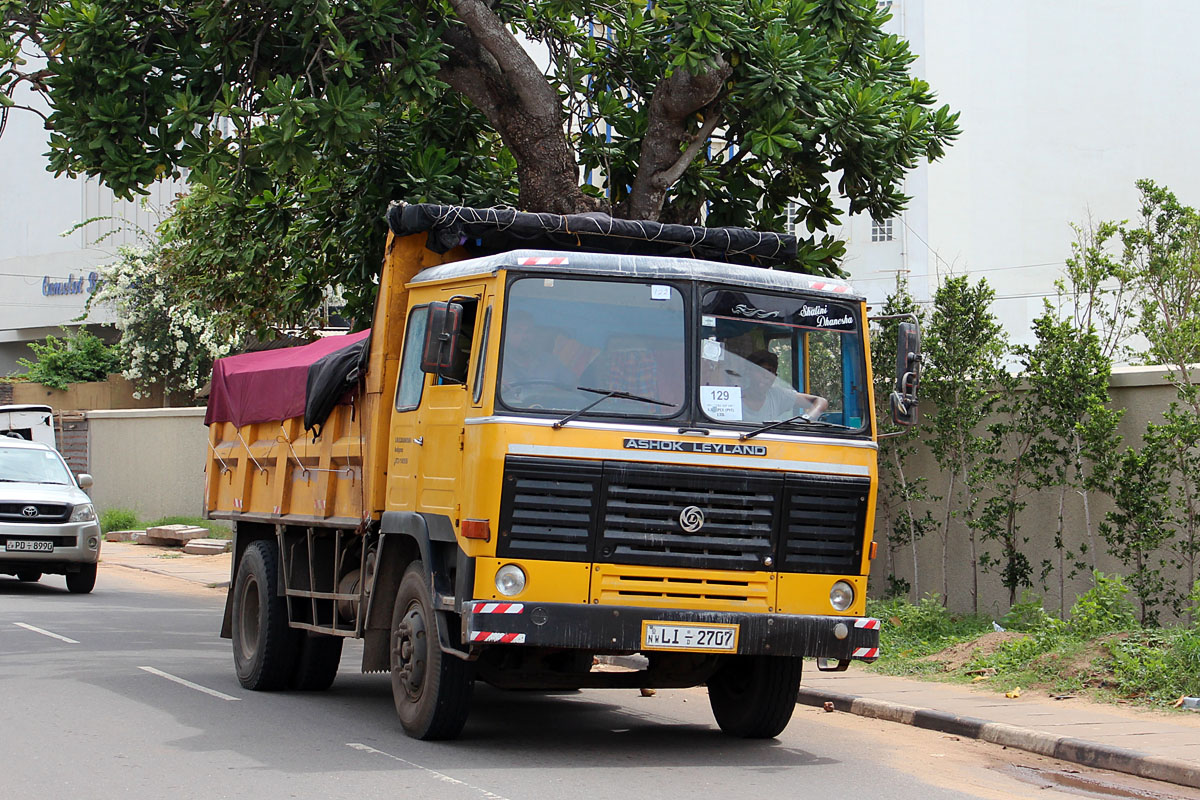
101,540,232,587
803,667,1200,789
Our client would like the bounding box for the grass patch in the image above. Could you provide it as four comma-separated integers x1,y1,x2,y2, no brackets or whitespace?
869,575,1200,709
98,508,231,539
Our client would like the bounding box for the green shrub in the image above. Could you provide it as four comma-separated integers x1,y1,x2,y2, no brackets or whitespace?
15,328,119,391
1105,629,1200,703
1069,572,1138,638
868,594,992,659
1001,590,1066,634
100,507,141,533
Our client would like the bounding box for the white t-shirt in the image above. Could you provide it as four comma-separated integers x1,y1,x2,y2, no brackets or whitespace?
740,381,801,422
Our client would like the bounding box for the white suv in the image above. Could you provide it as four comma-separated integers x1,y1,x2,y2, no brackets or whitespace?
0,437,101,593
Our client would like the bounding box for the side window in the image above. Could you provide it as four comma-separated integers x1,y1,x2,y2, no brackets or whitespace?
396,306,430,411
472,305,492,404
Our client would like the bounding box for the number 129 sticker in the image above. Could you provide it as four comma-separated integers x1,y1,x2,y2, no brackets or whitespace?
700,385,742,420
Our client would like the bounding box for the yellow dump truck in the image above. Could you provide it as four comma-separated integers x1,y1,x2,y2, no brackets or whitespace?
204,203,920,740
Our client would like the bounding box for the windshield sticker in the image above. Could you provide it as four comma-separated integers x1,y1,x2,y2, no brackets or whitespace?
702,315,716,327
701,339,724,361
731,304,781,320
701,385,742,420
650,284,671,301
543,278,554,288
796,301,856,331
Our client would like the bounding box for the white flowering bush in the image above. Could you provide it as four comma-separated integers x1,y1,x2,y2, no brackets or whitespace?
89,245,241,396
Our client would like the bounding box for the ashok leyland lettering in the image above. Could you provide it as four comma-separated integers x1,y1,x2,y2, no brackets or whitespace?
203,203,921,741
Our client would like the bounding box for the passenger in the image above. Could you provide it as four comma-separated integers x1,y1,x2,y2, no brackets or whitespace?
500,310,574,399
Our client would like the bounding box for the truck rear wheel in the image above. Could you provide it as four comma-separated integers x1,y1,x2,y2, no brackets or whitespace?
390,562,473,740
290,633,344,691
232,540,296,690
707,655,802,738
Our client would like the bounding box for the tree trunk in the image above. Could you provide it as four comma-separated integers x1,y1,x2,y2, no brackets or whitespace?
1057,485,1067,619
1081,488,1097,578
963,465,978,615
892,447,920,599
941,468,956,606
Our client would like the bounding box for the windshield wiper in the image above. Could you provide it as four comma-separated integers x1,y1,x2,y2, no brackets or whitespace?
552,386,672,429
740,413,855,440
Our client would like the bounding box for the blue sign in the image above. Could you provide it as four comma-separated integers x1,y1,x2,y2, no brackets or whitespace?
42,272,100,297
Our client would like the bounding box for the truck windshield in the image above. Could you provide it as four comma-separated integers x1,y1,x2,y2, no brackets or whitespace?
499,277,686,417
697,289,869,432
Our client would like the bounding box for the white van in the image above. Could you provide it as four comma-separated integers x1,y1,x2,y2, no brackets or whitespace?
0,405,56,448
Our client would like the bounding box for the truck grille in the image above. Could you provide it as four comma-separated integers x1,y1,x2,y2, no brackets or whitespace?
498,457,869,575
594,565,772,612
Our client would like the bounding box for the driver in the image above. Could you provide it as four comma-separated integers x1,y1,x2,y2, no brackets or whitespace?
501,310,574,398
741,350,828,423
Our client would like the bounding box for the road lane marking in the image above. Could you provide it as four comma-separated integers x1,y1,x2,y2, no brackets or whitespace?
14,622,79,644
138,666,239,701
346,743,512,800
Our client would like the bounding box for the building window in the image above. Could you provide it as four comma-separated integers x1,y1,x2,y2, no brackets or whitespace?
871,218,894,243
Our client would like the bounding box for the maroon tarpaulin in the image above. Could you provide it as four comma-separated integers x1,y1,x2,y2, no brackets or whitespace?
204,330,371,427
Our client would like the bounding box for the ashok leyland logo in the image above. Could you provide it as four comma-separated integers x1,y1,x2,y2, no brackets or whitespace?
679,506,705,533
21,506,38,518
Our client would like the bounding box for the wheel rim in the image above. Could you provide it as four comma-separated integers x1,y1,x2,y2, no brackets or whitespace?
392,600,428,702
238,573,261,661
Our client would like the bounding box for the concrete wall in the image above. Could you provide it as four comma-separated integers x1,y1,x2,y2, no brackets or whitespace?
877,365,1196,622
13,374,171,411
85,408,209,520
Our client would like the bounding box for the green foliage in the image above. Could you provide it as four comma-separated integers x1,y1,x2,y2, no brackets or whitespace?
87,243,241,395
923,276,1008,610
14,328,120,391
868,595,991,659
4,0,959,334
1105,629,1200,704
99,507,140,534
1068,572,1138,638
1000,591,1065,635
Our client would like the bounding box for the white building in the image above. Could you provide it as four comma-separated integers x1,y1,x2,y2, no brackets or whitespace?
0,96,181,374
838,0,1200,359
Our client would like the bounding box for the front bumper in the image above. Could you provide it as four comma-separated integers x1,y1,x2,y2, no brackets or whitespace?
0,521,102,573
465,601,880,661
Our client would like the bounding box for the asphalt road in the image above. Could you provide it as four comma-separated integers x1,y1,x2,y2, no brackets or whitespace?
1,567,1194,800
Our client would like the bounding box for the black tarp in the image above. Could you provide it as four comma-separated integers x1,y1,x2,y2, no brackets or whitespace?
386,203,798,269
304,335,370,437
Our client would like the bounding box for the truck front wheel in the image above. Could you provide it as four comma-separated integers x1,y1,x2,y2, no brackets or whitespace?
390,562,473,740
707,655,803,738
232,540,296,690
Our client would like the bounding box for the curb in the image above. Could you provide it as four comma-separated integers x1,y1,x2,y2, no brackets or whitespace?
798,687,1200,791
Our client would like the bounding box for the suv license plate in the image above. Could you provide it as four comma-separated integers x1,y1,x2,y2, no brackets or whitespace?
6,540,53,553
641,621,739,653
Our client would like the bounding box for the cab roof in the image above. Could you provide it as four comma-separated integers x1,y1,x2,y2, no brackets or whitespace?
408,249,862,300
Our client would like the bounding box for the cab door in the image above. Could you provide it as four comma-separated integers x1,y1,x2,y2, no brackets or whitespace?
386,287,485,524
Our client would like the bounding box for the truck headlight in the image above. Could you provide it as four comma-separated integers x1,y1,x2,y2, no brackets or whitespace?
70,503,97,523
829,580,855,611
495,564,527,597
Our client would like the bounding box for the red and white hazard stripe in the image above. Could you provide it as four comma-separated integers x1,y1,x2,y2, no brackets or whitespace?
470,631,527,644
517,256,569,266
809,281,852,294
852,647,879,658
854,618,881,630
233,498,243,509
471,602,525,614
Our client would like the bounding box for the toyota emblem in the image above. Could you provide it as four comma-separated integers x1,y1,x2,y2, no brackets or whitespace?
21,505,38,518
679,505,705,533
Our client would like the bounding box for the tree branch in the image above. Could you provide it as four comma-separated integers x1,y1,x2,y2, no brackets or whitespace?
653,106,723,189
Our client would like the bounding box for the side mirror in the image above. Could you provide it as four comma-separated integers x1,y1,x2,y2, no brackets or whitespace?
77,473,94,490
892,322,921,427
420,301,463,376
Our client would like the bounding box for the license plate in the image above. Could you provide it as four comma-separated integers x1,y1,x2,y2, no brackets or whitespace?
641,621,739,653
5,540,53,553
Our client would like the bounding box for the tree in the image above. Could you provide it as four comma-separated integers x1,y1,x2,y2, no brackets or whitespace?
86,243,243,396
923,276,1007,611
870,275,936,600
13,328,119,390
3,0,959,331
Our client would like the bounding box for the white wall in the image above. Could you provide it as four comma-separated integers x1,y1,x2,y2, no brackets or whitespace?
841,0,1200,357
86,408,209,520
